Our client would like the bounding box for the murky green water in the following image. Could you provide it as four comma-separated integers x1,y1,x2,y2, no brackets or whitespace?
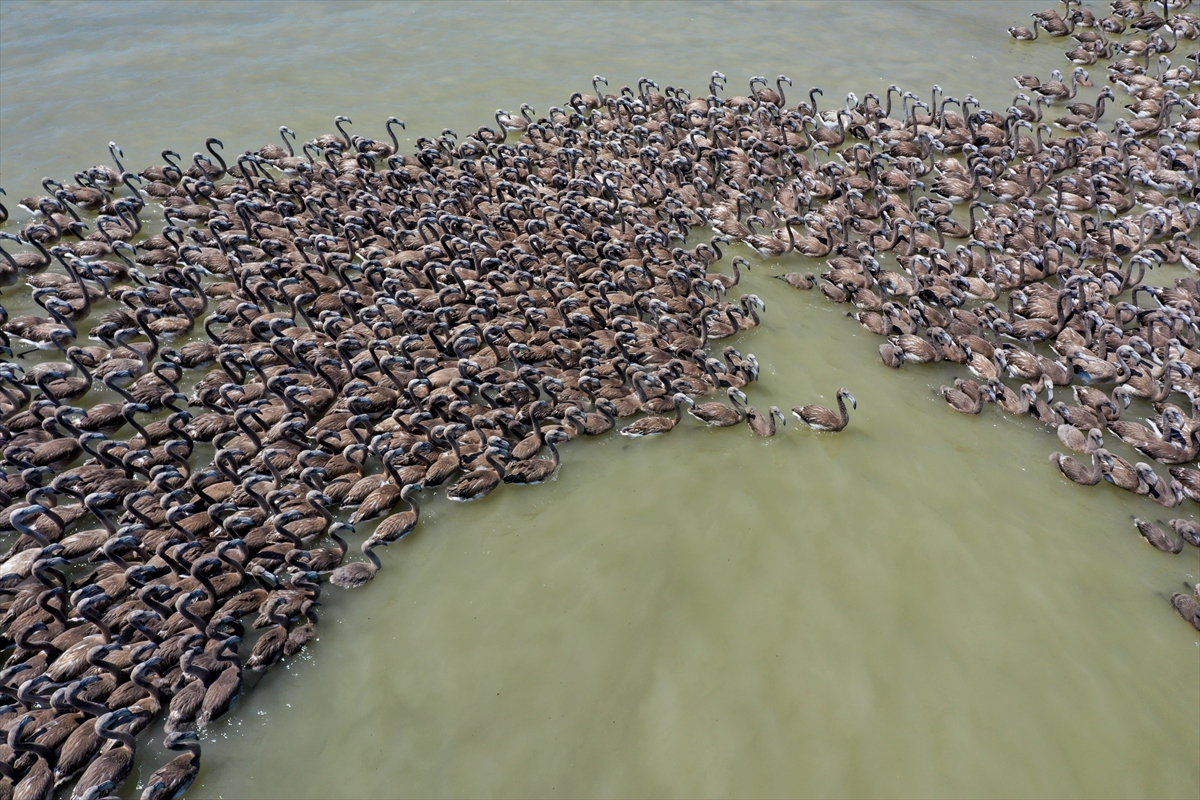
1,1,1198,798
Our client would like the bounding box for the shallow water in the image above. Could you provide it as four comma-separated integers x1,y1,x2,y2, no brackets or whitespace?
1,1,1198,798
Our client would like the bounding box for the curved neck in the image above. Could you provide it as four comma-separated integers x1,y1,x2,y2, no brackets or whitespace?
403,490,420,519
101,723,138,751
485,450,507,478
70,689,110,718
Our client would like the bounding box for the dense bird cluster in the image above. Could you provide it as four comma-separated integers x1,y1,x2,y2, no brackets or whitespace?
769,0,1200,627
998,0,1200,633
0,0,1197,796
0,42,859,800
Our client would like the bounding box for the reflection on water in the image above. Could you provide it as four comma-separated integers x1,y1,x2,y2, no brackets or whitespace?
1,1,1197,798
